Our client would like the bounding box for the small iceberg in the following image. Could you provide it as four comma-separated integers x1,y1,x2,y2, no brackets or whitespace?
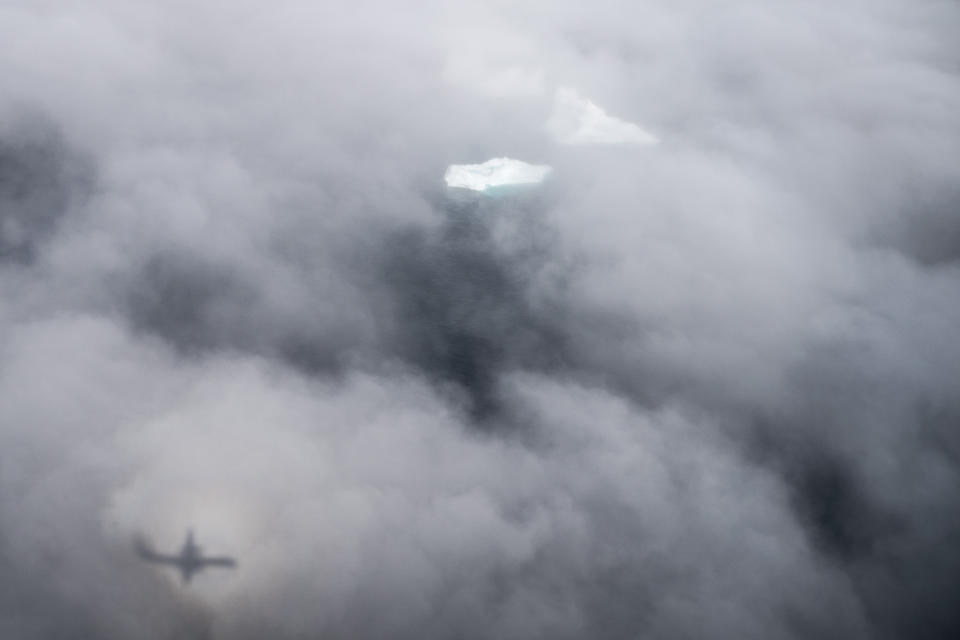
444,157,552,193
547,87,659,146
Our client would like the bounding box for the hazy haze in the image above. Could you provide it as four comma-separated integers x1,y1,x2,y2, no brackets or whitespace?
2,1,960,638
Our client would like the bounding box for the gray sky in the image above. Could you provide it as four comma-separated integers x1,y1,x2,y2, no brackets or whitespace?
2,1,960,639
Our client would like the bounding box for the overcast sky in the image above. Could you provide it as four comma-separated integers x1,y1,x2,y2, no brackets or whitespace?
2,1,960,639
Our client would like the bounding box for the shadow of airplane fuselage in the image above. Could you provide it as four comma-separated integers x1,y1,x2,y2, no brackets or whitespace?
135,530,237,583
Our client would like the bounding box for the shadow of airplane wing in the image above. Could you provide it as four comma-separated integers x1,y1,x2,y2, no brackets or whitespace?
133,535,181,565
200,556,237,568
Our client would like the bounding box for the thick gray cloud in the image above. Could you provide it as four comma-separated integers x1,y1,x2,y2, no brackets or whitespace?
1,1,959,639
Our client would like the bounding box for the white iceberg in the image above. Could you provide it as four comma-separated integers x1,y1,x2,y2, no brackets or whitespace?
547,87,659,146
444,157,552,192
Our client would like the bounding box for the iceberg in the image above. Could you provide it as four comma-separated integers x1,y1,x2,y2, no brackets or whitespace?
444,157,552,192
547,87,659,146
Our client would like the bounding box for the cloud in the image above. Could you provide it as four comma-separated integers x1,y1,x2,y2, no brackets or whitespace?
546,87,659,145
1,1,959,639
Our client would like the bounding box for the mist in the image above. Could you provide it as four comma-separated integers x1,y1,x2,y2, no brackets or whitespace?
2,1,960,638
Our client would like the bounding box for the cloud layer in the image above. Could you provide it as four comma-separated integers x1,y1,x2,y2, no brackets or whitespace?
2,1,959,639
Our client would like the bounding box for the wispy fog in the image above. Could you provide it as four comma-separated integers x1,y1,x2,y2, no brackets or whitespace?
2,1,959,638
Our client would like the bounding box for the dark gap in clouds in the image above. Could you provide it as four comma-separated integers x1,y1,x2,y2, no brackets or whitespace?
121,245,350,376
784,446,899,562
873,404,960,640
119,200,579,406
871,531,960,640
0,113,91,264
272,333,350,378
917,401,960,468
746,417,901,562
124,250,260,355
890,188,960,267
867,180,960,268
382,195,571,424
748,410,960,640
851,497,960,640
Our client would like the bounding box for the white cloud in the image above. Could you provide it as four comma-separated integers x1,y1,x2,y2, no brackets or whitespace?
547,86,659,145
